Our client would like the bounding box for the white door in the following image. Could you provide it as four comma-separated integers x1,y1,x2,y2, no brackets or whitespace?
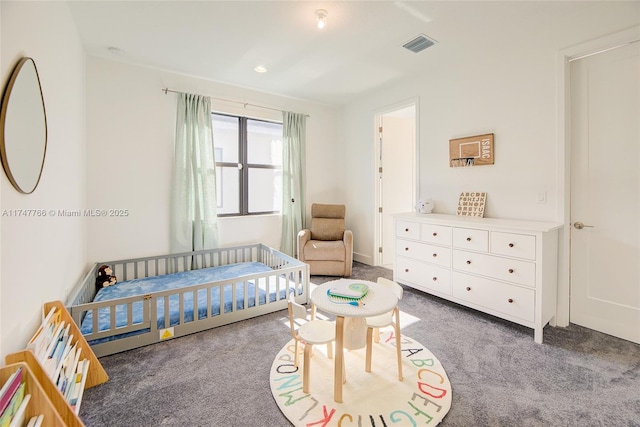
376,106,416,268
570,41,640,344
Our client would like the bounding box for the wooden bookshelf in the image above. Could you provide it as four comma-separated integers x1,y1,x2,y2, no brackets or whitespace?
5,351,85,427
5,300,109,426
0,362,66,426
43,301,108,388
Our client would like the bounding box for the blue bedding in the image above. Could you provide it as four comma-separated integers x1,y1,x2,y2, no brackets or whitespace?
80,262,290,343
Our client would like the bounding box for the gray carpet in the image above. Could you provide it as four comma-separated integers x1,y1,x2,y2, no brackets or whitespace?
81,262,640,426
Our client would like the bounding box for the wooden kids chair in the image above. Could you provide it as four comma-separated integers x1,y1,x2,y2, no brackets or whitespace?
364,277,404,381
287,293,336,393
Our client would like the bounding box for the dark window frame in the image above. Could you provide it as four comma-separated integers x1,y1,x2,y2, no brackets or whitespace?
213,112,282,217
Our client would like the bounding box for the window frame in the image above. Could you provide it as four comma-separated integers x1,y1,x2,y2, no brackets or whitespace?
212,112,282,217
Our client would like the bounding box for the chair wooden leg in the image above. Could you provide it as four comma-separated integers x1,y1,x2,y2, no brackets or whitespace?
374,327,381,343
365,327,374,373
303,343,313,394
294,339,300,367
343,355,346,384
334,316,345,403
394,309,403,381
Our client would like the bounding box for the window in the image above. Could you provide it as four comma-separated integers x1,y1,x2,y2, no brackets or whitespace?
212,113,282,216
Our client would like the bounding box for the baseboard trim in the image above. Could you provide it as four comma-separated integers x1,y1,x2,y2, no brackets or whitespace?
353,252,373,266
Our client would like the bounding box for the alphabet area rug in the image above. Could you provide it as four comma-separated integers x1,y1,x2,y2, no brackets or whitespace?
270,332,452,426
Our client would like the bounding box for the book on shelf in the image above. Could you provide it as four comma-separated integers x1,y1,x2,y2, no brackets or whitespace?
51,334,74,384
28,307,61,362
0,368,23,417
0,382,26,427
61,346,82,397
69,359,90,415
0,372,16,405
43,322,71,379
56,344,76,393
7,394,30,427
25,414,43,427
28,304,94,412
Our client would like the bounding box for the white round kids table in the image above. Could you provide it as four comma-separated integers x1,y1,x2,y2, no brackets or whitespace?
310,279,398,403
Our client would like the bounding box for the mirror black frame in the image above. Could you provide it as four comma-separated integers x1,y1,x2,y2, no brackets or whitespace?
0,57,48,194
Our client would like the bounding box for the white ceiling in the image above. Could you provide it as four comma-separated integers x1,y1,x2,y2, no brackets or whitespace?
68,1,604,106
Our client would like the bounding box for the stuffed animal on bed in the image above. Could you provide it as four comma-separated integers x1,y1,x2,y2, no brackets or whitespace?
96,265,117,290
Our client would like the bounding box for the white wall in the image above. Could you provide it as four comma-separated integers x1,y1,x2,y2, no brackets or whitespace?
339,1,640,264
85,57,340,262
0,1,86,359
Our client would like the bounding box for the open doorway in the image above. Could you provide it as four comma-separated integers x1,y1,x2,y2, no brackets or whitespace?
374,102,418,268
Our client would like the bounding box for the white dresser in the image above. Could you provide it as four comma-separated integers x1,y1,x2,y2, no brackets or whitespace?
393,213,562,343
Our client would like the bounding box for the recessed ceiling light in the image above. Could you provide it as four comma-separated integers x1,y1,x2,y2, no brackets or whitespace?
254,65,267,73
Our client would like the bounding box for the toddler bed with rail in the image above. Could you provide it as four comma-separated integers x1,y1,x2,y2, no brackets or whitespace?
66,244,309,357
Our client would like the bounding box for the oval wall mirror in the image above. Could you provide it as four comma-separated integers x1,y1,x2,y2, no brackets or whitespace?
0,57,48,194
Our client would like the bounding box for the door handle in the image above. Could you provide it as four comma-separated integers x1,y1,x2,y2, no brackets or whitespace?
573,221,594,230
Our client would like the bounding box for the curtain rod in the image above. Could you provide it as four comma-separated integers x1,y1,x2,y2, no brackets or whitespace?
161,87,310,117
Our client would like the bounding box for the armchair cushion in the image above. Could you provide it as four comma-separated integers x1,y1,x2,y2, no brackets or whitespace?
310,204,346,241
303,240,346,261
311,218,345,241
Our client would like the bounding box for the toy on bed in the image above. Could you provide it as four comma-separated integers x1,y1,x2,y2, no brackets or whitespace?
95,265,117,289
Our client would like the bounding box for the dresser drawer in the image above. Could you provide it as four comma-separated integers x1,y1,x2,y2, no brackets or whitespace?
452,272,534,322
420,223,452,245
396,221,420,240
452,227,489,252
452,250,536,287
395,239,451,267
491,232,536,260
396,220,420,240
396,257,451,295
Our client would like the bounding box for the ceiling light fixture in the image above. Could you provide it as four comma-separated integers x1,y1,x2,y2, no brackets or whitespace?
315,9,327,29
107,46,125,56
254,65,267,73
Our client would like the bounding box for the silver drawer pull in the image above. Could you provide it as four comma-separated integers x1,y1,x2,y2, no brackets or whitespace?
432,253,437,257
433,232,438,237
508,268,514,274
466,260,471,265
508,298,514,303
432,277,437,281
466,286,471,291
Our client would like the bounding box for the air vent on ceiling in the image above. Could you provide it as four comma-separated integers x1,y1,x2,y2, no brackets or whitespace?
403,34,437,53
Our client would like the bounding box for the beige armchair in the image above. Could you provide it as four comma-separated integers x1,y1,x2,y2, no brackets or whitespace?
297,203,353,277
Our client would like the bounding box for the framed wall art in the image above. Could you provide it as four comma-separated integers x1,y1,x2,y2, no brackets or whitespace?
456,192,487,217
449,133,494,167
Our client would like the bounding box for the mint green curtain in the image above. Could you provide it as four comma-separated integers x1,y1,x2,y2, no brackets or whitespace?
170,93,219,253
280,111,307,257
